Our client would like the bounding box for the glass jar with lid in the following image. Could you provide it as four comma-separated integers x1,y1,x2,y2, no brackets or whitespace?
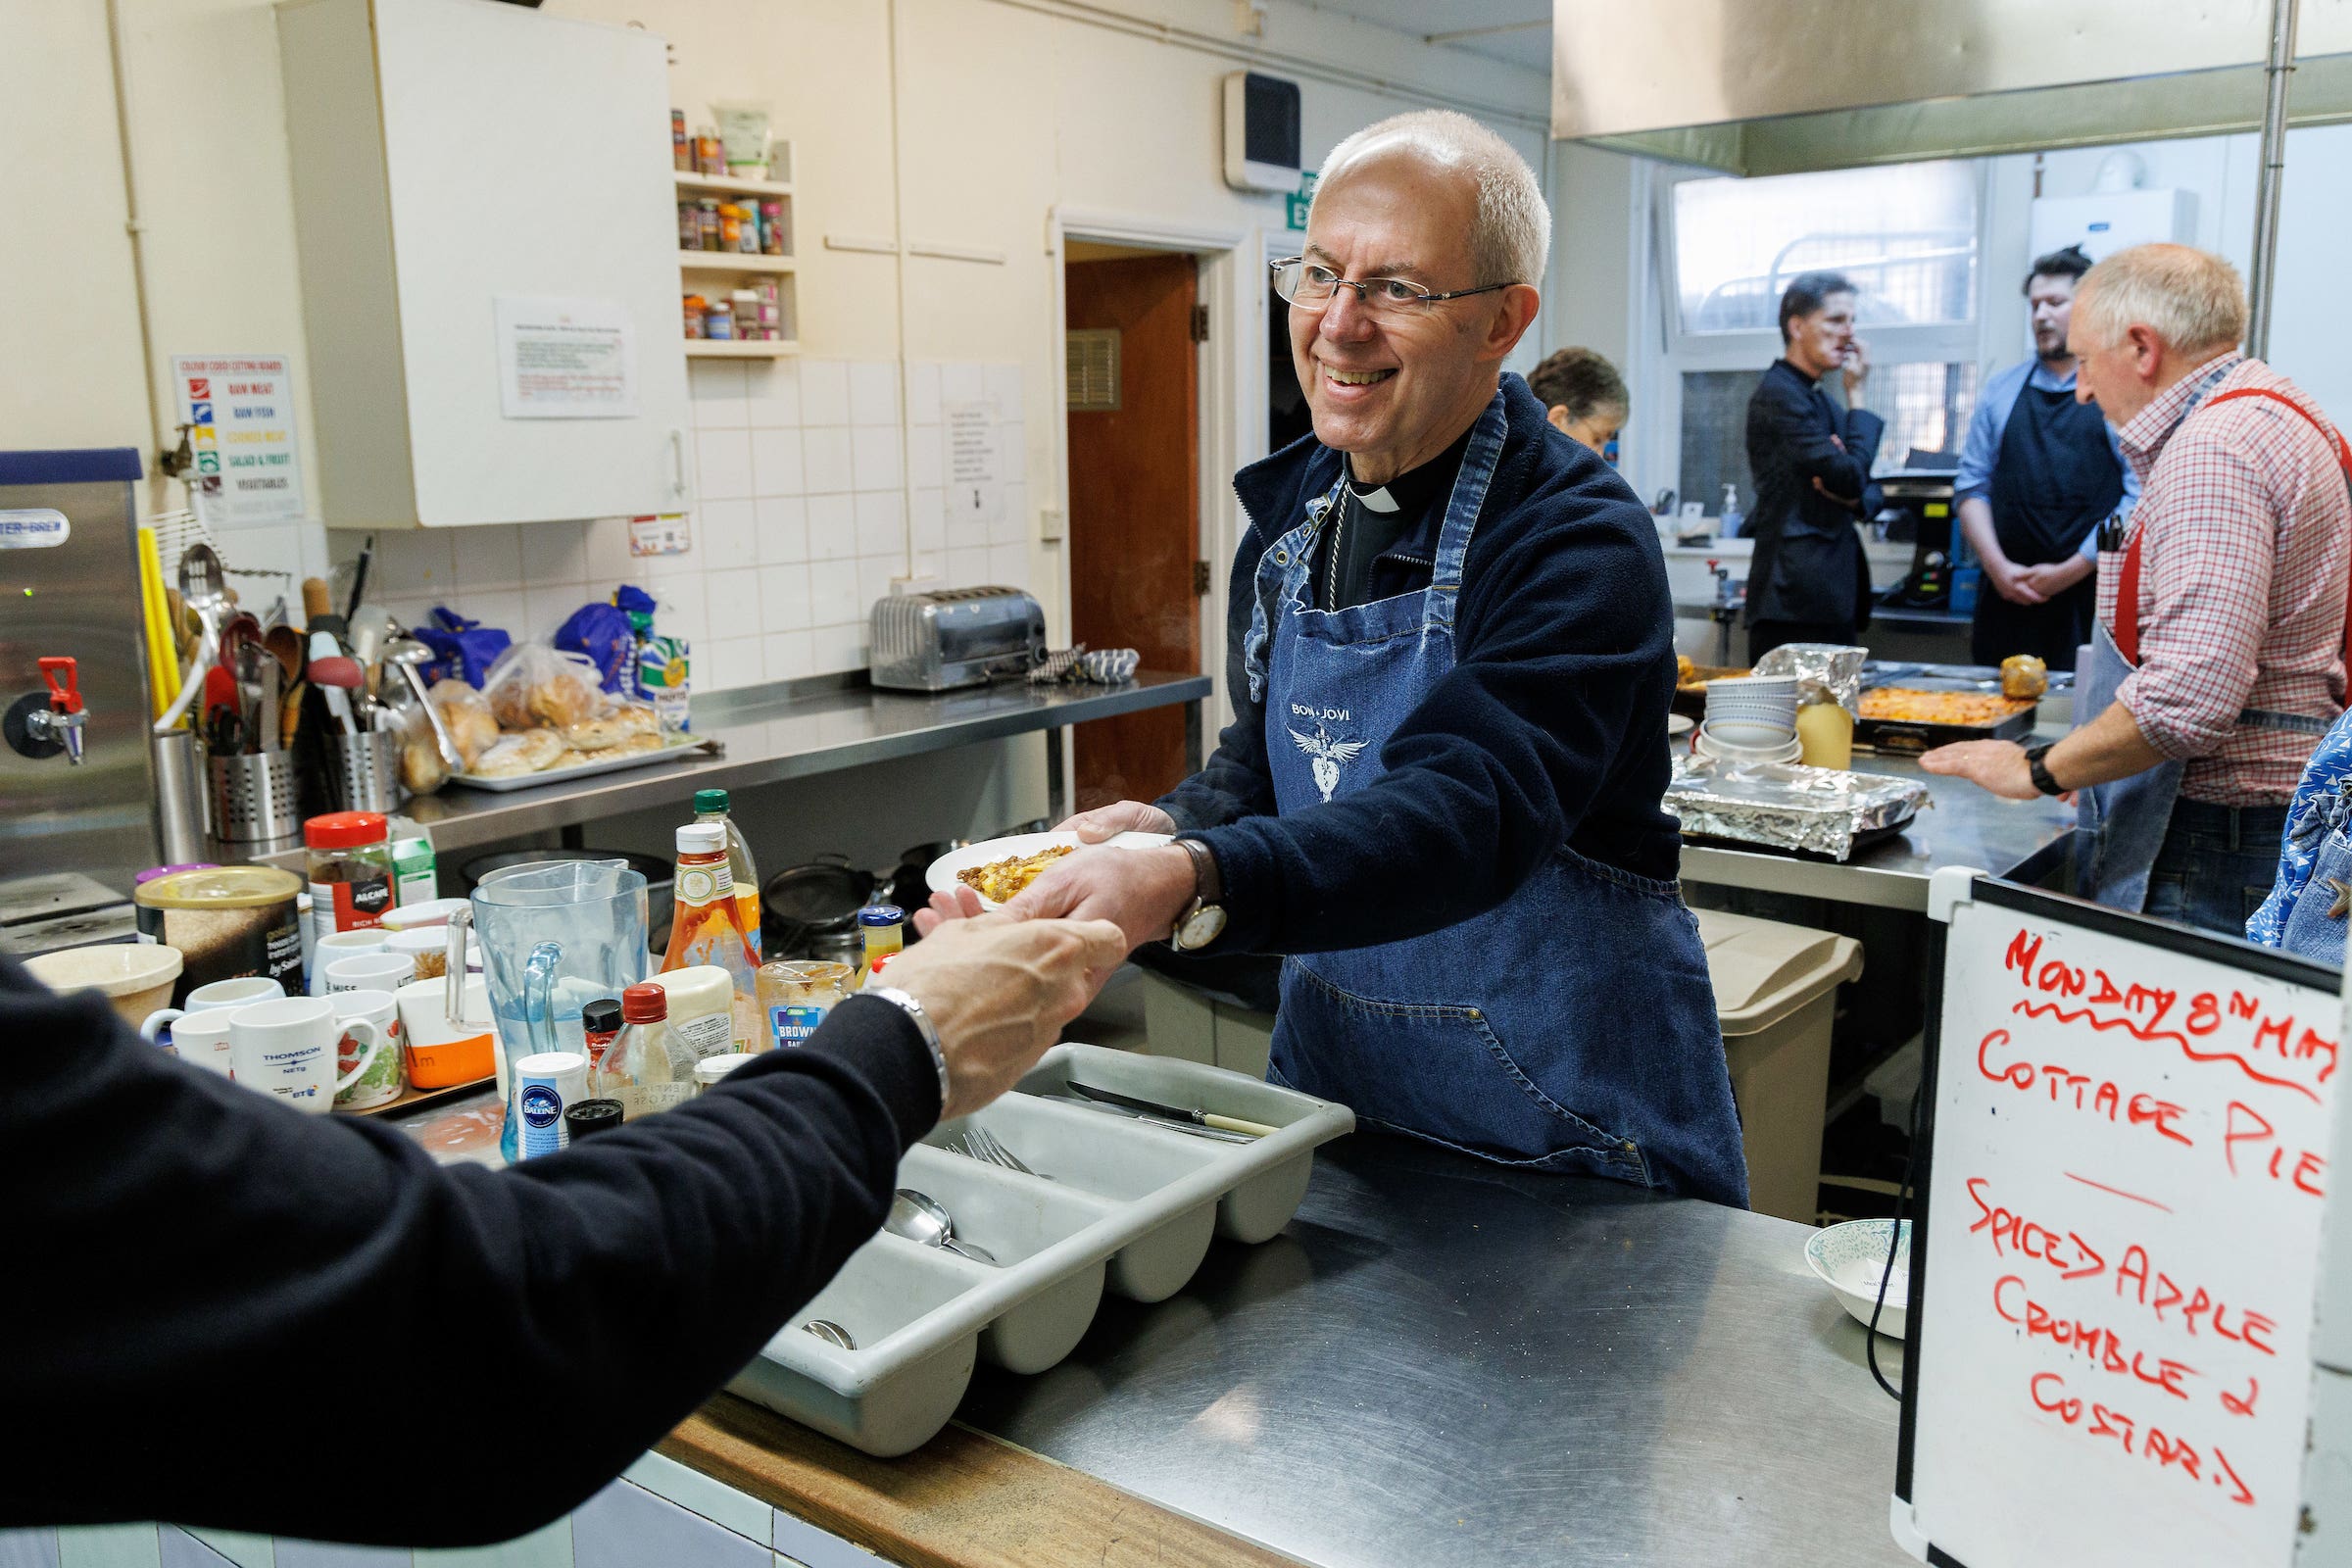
756,958,854,1050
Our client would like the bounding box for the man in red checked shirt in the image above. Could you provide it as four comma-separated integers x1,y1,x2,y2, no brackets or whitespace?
1924,244,2352,937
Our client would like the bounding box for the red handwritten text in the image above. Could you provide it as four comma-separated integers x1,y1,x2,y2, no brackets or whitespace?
2026,1372,2255,1507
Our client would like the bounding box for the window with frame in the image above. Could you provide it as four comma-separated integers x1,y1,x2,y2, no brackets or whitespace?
1670,162,1980,336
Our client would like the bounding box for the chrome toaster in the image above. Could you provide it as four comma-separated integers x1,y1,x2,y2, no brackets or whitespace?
868,586,1047,692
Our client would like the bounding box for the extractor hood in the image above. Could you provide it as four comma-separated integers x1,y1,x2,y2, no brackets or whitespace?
1552,0,2352,173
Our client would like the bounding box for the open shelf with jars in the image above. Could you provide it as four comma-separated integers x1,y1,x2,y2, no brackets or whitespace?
675,128,798,355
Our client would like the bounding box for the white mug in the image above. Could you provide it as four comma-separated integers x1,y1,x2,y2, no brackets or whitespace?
142,974,285,1042
309,929,389,996
329,988,408,1111
323,951,416,997
229,996,383,1114
164,1010,238,1078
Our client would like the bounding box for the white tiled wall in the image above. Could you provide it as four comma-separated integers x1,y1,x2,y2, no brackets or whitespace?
284,358,1029,696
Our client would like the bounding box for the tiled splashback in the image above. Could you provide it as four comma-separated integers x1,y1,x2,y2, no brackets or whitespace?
258,357,1029,695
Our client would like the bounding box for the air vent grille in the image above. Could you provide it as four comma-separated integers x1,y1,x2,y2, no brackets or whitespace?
1066,328,1121,412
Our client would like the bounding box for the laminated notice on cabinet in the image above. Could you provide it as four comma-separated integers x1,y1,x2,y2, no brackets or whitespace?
494,296,638,419
172,354,305,526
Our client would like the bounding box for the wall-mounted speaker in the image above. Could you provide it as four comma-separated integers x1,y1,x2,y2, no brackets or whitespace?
1223,72,1300,195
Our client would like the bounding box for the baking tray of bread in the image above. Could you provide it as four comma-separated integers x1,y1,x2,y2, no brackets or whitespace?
448,732,717,791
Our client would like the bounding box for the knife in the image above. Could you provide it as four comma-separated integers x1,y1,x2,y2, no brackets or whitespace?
1047,1093,1256,1143
1066,1081,1278,1139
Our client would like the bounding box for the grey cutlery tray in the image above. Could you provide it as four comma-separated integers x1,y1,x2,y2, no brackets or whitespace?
727,1043,1354,1455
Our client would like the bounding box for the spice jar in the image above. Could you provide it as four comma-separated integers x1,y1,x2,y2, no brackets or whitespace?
760,200,786,256
730,289,762,341
704,298,734,340
696,198,721,251
670,109,690,171
677,200,701,251
757,958,853,1050
303,810,394,949
695,125,724,175
717,202,743,252
683,295,707,340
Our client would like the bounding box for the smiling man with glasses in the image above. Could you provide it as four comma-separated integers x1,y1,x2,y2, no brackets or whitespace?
925,110,1746,1206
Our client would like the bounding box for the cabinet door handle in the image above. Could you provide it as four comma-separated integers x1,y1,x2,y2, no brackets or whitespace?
669,427,687,499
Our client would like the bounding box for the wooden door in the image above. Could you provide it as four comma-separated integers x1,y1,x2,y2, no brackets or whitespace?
1065,254,1200,812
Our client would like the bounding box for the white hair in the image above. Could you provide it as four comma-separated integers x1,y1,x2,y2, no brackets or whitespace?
2073,243,2247,357
1314,110,1549,289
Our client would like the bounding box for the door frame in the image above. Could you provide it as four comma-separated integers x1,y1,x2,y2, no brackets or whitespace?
1047,207,1256,809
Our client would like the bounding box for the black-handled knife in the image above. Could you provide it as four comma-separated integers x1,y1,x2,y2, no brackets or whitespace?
1066,1081,1277,1139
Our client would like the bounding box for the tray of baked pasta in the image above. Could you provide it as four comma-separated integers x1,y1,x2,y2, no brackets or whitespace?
1854,673,2040,754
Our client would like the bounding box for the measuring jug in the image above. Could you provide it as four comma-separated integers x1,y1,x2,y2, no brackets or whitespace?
468,858,648,1160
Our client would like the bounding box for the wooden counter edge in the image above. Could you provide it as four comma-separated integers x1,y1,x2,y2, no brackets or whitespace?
662,1394,1304,1568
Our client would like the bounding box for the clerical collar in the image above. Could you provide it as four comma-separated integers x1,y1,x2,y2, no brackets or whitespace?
1345,421,1477,518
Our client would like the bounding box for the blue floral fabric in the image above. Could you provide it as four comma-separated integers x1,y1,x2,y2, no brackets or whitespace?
2247,704,2352,948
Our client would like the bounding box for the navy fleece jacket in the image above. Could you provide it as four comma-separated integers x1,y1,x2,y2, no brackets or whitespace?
1161,373,1684,955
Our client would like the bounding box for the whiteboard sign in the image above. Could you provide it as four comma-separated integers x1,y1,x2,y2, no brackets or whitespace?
1900,878,2340,1567
493,296,637,419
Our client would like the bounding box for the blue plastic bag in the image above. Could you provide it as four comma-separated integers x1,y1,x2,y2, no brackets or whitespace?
556,601,639,694
413,607,512,688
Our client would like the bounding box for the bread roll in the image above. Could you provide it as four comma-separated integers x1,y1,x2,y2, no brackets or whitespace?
471,728,567,778
575,732,663,763
563,705,658,751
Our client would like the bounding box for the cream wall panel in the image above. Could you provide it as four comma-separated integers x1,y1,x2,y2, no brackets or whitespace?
0,0,152,456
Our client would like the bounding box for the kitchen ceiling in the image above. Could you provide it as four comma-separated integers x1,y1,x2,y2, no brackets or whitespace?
1302,0,1551,77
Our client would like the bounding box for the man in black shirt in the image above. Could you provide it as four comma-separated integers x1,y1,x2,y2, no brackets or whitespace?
2,913,1122,1546
1742,270,1885,660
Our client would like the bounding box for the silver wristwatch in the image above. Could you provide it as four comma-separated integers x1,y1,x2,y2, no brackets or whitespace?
861,985,952,1112
1168,837,1228,953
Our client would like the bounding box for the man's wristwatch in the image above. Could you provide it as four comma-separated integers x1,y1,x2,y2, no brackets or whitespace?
2024,743,2065,797
1168,837,1228,953
861,985,952,1111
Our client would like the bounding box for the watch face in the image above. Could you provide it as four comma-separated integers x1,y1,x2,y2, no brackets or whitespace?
1178,905,1227,951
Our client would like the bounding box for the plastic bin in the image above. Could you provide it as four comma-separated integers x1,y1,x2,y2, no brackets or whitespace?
1693,908,1864,1222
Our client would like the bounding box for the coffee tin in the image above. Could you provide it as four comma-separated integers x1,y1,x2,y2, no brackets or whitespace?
134,865,304,1005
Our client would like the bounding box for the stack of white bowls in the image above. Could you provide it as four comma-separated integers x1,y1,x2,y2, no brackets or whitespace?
1696,675,1802,763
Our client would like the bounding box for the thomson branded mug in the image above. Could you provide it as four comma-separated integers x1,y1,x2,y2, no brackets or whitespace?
228,996,383,1113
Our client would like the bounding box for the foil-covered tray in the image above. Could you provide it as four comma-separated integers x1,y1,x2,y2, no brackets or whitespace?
1666,756,1932,861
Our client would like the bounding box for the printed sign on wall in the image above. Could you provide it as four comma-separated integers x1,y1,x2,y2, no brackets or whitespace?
172,355,305,526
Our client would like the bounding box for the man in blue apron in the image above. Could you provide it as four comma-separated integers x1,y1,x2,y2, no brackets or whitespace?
1922,245,2351,937
1954,245,2138,671
930,112,1747,1206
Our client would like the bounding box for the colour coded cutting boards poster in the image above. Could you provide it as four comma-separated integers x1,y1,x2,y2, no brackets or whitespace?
172,354,305,526
1905,883,2339,1566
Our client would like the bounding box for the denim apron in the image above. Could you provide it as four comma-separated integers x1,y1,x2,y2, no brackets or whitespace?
2076,372,2350,912
1247,392,1748,1206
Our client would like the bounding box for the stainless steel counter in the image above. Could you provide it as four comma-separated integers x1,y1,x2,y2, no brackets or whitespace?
237,670,1212,865
956,1132,1914,1568
1678,744,2075,911
392,1093,1912,1568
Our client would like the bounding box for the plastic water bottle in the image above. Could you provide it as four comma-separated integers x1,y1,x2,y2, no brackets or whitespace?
1720,483,1743,540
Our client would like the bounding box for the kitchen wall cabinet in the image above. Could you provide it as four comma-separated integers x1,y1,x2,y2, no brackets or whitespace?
278,0,689,527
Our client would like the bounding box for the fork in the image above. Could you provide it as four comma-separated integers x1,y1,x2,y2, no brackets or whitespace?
964,1123,1043,1178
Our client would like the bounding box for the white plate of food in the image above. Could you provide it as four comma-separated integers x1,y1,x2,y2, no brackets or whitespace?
926,830,1173,909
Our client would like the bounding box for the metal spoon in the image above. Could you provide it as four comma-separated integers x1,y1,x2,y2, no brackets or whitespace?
888,1188,998,1264
384,634,460,771
802,1319,857,1349
155,543,230,731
